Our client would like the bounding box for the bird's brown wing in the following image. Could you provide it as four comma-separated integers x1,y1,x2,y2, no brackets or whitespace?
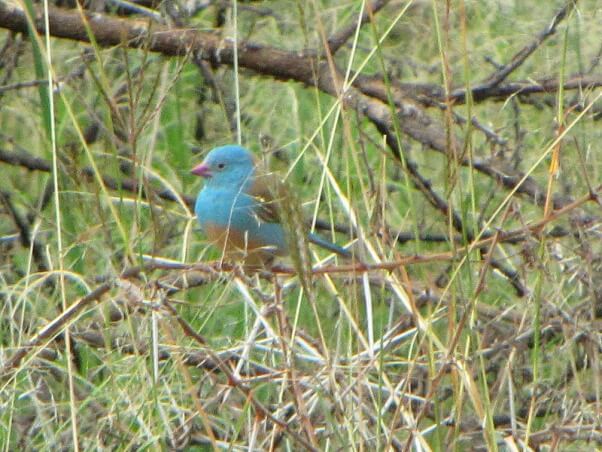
247,170,285,225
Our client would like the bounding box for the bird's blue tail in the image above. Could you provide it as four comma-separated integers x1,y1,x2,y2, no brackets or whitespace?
307,232,352,258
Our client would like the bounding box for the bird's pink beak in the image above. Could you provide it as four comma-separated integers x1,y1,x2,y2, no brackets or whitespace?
191,163,212,178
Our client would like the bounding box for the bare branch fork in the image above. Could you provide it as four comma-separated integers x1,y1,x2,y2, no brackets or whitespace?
0,1,587,211
2,2,601,449
1,183,599,380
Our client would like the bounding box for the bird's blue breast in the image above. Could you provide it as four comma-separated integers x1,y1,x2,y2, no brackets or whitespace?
195,186,287,253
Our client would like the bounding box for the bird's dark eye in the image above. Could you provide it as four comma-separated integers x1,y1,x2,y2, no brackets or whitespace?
217,163,225,169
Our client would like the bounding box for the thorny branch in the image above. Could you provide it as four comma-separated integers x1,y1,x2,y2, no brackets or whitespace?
0,2,600,448
0,1,590,212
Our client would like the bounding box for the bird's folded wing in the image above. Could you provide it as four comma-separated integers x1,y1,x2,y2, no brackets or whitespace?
247,170,286,224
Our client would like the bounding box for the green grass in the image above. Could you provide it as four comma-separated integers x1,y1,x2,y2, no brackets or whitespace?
1,0,601,450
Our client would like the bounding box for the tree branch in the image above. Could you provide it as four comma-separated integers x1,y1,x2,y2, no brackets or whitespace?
0,3,581,212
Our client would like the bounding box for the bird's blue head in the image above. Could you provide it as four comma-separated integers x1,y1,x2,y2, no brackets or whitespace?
191,145,256,190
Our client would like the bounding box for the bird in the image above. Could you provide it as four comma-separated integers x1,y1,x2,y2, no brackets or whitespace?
191,144,351,268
